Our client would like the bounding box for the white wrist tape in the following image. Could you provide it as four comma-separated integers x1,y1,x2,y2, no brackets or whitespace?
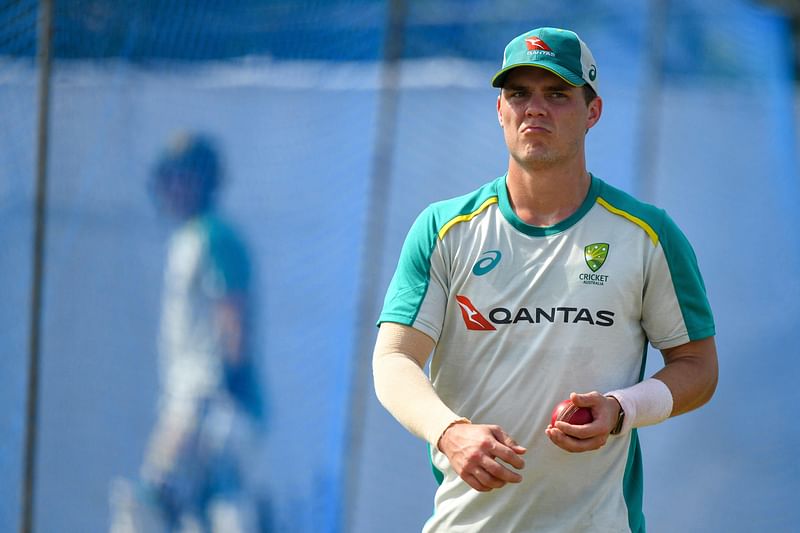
606,378,673,435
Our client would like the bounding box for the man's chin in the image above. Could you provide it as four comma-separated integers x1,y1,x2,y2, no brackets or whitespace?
514,150,560,169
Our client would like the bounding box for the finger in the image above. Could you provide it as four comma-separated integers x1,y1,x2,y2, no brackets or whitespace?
481,457,522,484
545,426,560,446
473,466,507,489
554,418,608,440
463,473,493,492
489,441,526,470
547,426,607,453
547,426,585,452
564,434,607,452
488,429,526,470
491,426,527,454
570,391,602,408
554,420,594,439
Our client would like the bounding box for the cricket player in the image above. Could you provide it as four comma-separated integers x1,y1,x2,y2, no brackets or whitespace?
373,27,718,532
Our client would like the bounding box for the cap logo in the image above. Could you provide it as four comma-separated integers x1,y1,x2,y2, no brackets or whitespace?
525,37,552,51
588,65,597,81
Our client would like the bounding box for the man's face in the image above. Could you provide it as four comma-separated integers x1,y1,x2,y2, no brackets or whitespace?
497,67,601,171
154,170,208,220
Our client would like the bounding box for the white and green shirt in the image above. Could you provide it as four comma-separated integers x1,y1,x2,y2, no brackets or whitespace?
160,214,251,409
378,175,714,533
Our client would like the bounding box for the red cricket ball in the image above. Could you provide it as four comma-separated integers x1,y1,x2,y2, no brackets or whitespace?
550,399,594,426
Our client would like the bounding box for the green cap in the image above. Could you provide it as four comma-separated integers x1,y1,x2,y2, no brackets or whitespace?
491,27,598,94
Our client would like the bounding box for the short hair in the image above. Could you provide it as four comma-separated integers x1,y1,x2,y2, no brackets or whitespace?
152,133,221,210
582,85,598,106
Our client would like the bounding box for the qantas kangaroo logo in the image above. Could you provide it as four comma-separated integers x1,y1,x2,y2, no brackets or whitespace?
455,295,496,331
525,36,552,51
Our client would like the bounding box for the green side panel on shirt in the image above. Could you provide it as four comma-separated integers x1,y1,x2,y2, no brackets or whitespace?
623,341,649,532
377,178,502,327
595,179,715,340
427,442,445,485
201,214,251,293
624,429,646,533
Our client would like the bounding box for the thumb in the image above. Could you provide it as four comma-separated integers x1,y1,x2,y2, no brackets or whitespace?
569,391,601,408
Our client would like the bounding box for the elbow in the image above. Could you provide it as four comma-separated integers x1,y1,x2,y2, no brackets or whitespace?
697,349,719,409
699,368,718,408
695,336,718,409
371,354,388,406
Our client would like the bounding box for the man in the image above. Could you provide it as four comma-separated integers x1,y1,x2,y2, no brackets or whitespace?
372,28,717,532
137,133,266,532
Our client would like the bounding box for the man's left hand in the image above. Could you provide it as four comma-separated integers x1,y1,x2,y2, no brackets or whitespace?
545,391,620,452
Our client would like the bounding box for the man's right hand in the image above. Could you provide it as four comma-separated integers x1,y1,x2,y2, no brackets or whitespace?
438,423,527,492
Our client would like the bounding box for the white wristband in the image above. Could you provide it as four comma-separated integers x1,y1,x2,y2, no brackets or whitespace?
606,378,673,435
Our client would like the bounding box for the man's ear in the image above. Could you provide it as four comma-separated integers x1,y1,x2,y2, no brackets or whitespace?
497,94,503,127
586,96,603,130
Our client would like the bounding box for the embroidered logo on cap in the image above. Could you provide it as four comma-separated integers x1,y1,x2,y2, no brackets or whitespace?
525,37,552,51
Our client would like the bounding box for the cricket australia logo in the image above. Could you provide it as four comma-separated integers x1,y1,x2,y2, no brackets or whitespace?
584,243,609,272
580,243,610,286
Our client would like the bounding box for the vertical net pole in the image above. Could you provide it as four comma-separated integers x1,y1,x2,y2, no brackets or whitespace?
635,0,670,201
343,0,408,531
21,0,53,531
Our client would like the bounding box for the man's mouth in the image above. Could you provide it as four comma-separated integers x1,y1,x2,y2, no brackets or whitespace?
521,124,550,134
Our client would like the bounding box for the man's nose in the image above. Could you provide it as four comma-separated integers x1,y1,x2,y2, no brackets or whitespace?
525,94,548,116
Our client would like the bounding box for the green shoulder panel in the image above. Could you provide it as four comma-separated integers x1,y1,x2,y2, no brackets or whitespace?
595,179,715,340
594,179,666,243
377,178,502,327
202,214,251,293
658,215,716,340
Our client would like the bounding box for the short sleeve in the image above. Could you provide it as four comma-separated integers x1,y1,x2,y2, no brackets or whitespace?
204,218,251,296
642,213,715,349
378,207,448,342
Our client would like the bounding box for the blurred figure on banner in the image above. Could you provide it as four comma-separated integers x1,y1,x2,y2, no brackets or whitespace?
111,132,270,533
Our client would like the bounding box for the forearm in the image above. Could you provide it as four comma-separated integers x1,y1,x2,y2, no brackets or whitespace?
217,294,247,365
652,336,718,416
606,337,718,435
372,323,466,447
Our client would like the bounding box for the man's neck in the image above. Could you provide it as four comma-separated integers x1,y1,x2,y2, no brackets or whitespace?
505,158,591,227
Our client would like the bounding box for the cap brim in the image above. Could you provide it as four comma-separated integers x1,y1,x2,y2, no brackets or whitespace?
491,61,585,88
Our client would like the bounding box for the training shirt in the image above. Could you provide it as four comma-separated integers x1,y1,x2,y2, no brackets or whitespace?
159,214,251,409
378,175,715,533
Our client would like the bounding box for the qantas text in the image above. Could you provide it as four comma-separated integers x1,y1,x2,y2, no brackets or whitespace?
488,306,614,327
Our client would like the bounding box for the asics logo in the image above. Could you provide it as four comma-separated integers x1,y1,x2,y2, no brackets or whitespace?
472,250,502,276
